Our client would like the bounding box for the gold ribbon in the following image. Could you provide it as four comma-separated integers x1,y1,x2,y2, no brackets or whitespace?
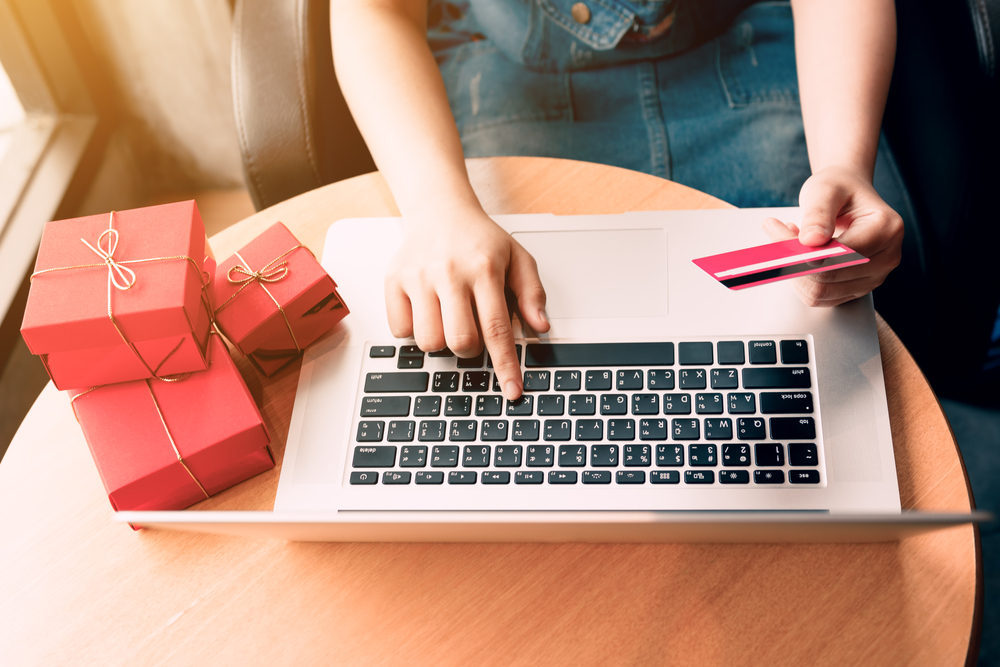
31,211,213,381
215,244,310,353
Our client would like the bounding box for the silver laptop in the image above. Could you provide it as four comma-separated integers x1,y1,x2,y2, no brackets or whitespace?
119,208,989,541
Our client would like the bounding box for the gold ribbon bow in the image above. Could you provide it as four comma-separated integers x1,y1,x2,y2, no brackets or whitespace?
80,228,137,291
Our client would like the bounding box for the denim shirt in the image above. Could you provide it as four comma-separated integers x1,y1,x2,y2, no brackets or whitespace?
467,0,757,72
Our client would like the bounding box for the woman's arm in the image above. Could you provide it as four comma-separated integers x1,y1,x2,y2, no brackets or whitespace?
766,0,903,306
330,0,548,399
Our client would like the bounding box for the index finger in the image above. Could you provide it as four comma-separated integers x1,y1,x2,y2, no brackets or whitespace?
473,275,522,402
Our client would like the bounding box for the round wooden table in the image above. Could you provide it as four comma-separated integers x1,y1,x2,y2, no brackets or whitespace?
0,157,981,666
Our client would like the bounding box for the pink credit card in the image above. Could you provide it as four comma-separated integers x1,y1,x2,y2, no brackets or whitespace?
692,238,869,290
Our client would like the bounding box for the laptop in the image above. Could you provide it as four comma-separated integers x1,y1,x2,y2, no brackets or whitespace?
119,208,990,541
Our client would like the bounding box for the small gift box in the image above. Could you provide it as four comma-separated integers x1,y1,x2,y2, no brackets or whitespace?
21,201,214,390
69,334,274,512
212,221,348,376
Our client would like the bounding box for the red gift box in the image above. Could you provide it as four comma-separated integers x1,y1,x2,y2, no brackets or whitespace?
21,201,214,390
69,335,273,512
212,221,348,376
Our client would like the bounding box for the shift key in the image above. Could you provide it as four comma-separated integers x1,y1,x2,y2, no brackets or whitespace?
365,372,429,393
742,367,811,389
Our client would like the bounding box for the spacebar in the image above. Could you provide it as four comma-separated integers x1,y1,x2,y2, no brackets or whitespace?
525,343,675,367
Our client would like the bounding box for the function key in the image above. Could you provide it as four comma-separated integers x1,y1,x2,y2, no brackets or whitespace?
583,470,612,484
432,372,459,392
717,341,745,365
360,396,411,417
585,370,612,391
616,470,645,484
720,470,750,484
651,470,680,484
415,471,444,484
515,470,545,484
678,342,713,365
449,471,477,484
647,369,675,390
780,340,810,364
616,369,644,390
365,372,429,393
748,340,777,364
428,348,454,357
523,371,551,392
482,471,511,484
679,369,707,390
754,443,785,467
789,443,819,466
754,470,785,484
549,470,578,484
383,471,411,485
370,346,396,358
457,352,485,368
554,370,582,391
350,471,379,485
789,470,821,484
684,470,714,484
353,445,396,467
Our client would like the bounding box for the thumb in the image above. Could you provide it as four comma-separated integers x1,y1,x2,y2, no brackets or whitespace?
797,178,849,246
507,242,549,333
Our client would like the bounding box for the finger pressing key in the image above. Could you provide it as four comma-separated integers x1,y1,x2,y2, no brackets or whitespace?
474,276,521,401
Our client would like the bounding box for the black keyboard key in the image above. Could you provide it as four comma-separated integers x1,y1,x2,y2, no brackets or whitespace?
512,420,540,441
526,342,674,367
386,420,415,442
742,368,811,389
523,371,551,392
616,470,645,484
789,443,819,466
656,444,684,466
492,374,501,393
544,419,572,441
575,419,604,441
537,395,565,416
449,471,477,484
433,371,459,392
445,395,472,416
481,419,509,441
647,369,675,390
640,418,668,441
413,396,441,416
583,470,612,484
727,393,756,414
679,369,707,390
695,393,724,414
622,444,651,466
617,369,644,390
651,470,680,484
678,342,713,365
450,420,478,441
568,394,597,415
704,418,733,440
558,445,587,466
429,348,454,357
549,470,578,484
356,421,384,442
360,396,411,417
754,470,785,484
590,444,619,466
688,444,717,467
780,339,810,364
463,445,491,466
760,392,814,414
397,356,424,369
554,370,582,391
506,395,534,416
748,340,777,364
754,443,785,467
515,470,544,484
399,345,422,357
607,419,636,441
722,443,751,467
399,446,427,467
482,471,511,484
526,445,554,466
350,471,378,485
457,353,484,368
720,470,750,484
685,470,714,484
662,393,691,415
353,445,396,467
476,395,504,416
418,420,446,442
416,471,444,484
770,417,816,440
671,419,700,440
585,370,613,391
365,372,429,393
737,417,766,440
789,470,821,484
631,394,659,415
370,346,396,358
711,368,739,389
494,445,522,467
600,394,628,415
431,445,459,467
717,341,745,365
463,371,491,392
383,471,411,485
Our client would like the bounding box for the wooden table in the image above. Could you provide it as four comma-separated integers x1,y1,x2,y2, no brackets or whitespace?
0,157,981,666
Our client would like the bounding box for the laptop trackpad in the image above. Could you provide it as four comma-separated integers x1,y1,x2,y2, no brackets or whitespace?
512,229,668,319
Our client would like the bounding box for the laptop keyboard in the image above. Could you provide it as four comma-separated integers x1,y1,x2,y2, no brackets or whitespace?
349,340,823,489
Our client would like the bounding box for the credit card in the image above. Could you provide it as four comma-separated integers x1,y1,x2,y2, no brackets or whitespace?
692,238,869,290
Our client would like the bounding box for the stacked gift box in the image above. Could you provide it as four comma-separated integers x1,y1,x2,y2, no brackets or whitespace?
20,201,348,513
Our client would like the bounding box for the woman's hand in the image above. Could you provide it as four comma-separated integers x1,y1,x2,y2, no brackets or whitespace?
763,165,903,307
385,209,549,401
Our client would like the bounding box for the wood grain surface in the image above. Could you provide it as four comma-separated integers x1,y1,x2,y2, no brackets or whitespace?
0,157,979,666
